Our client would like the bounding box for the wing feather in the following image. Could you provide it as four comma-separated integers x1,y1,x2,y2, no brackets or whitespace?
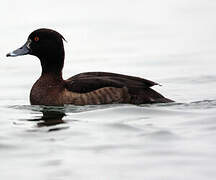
65,72,158,93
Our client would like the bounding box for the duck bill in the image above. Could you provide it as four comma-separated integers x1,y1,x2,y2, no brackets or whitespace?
6,39,31,57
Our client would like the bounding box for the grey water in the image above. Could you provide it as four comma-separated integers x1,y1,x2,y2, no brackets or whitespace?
1,0,216,179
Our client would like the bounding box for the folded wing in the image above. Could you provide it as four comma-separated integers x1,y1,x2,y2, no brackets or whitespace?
65,72,173,104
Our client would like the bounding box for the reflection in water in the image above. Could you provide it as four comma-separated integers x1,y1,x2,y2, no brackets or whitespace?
36,110,66,127
10,104,121,131
28,107,67,131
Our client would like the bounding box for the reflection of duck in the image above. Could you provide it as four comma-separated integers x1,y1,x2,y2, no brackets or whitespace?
38,111,65,127
7,28,173,105
29,109,66,128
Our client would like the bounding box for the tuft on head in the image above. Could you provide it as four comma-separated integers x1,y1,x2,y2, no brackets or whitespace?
29,28,67,42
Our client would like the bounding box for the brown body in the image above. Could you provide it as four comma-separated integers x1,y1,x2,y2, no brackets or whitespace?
30,74,129,105
31,80,129,106
30,72,172,106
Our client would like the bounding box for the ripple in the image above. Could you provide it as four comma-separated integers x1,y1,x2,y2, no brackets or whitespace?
144,130,180,140
148,100,216,110
8,103,127,113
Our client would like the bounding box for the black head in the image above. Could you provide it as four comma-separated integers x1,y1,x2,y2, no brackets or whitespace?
7,28,66,74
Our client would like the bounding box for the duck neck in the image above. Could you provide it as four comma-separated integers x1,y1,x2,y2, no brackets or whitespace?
40,49,65,79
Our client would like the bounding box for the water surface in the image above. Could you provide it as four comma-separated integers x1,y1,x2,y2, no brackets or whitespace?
0,0,216,179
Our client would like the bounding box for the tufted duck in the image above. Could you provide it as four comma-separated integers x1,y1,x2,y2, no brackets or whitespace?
6,28,173,105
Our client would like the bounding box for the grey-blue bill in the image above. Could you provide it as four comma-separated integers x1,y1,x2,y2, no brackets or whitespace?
6,39,31,57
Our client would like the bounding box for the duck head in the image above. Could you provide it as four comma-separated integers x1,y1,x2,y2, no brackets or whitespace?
7,28,66,74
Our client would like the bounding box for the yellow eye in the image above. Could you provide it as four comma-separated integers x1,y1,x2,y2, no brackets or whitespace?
34,36,39,42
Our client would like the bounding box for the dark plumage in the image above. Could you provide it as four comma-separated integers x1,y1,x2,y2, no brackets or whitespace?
6,28,173,106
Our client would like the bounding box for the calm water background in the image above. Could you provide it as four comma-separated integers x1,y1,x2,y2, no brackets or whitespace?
0,0,216,179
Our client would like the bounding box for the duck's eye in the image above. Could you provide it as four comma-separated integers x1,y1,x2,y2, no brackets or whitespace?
34,36,39,42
